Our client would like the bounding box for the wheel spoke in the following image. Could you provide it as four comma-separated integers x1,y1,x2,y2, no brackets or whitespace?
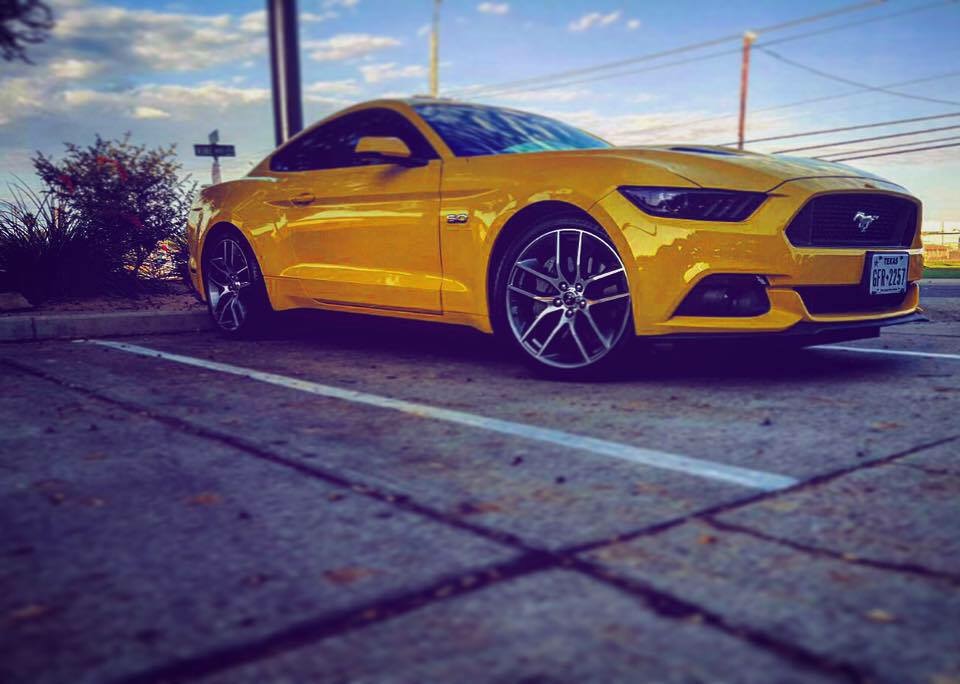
584,267,624,286
574,231,583,282
555,230,562,281
536,316,567,357
589,292,630,306
582,309,611,349
207,259,230,286
516,261,559,290
520,306,561,342
229,296,244,329
568,321,590,362
509,284,554,303
215,291,234,325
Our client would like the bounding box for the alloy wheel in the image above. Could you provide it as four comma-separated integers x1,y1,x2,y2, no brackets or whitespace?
506,228,631,369
206,237,252,332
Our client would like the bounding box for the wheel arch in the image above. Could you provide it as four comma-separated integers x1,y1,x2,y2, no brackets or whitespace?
485,200,614,332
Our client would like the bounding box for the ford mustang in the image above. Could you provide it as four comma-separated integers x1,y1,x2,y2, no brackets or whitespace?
187,98,924,377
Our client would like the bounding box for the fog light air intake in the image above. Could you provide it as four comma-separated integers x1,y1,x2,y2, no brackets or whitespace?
674,275,771,317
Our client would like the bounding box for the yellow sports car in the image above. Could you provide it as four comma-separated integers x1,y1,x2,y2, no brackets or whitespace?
187,98,923,376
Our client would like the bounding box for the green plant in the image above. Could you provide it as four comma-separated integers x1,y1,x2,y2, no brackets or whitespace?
32,134,196,288
0,182,94,301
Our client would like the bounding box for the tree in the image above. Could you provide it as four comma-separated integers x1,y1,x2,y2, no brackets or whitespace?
1,0,54,64
32,134,196,286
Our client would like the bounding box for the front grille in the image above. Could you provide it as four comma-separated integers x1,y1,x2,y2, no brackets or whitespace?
795,285,908,315
785,193,917,248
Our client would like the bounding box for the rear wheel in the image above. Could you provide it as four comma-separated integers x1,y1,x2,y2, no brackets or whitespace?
492,214,634,378
203,232,272,337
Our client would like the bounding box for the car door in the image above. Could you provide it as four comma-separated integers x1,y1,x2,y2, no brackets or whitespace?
271,108,443,314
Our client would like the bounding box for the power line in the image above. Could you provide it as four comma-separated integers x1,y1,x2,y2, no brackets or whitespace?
816,134,960,157
450,0,954,100
827,141,960,161
774,123,960,153
730,111,960,145
619,70,960,138
757,47,960,106
463,1,953,100
444,0,884,97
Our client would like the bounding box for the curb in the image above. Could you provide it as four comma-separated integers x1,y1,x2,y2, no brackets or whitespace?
0,310,212,342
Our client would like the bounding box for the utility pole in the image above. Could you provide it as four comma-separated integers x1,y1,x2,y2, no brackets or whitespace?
429,0,441,97
737,31,756,151
267,0,304,147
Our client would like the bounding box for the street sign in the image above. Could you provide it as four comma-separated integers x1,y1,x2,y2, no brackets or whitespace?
194,144,235,157
209,129,219,144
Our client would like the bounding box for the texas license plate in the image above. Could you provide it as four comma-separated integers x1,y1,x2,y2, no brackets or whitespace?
868,253,908,295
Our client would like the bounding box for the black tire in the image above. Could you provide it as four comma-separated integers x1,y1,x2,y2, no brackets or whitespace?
490,212,635,380
201,230,273,338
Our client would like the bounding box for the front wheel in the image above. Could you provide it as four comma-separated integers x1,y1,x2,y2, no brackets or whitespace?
202,232,272,337
492,215,634,379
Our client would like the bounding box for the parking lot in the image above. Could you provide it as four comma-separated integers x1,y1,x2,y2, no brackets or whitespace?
2,292,959,684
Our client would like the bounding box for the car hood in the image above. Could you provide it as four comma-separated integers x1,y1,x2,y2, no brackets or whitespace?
587,145,900,193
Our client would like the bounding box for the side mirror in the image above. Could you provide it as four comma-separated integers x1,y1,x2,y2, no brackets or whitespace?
354,136,426,167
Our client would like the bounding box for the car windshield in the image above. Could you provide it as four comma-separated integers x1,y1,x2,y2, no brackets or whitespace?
413,103,611,157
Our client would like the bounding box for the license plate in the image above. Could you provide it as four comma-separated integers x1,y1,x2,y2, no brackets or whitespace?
868,253,908,295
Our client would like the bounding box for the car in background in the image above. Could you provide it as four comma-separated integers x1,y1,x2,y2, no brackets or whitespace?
187,98,923,377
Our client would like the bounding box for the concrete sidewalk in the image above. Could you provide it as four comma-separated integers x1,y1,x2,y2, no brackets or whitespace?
0,310,211,342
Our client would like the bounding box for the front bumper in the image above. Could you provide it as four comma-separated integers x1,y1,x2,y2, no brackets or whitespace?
651,311,927,345
591,176,923,337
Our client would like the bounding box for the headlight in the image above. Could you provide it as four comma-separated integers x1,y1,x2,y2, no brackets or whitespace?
619,186,766,222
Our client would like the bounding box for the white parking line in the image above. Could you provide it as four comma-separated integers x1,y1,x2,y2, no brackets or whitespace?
818,345,960,361
83,339,798,492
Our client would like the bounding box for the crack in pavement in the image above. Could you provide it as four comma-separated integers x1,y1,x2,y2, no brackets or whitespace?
565,434,960,556
702,518,960,586
7,357,952,684
108,552,559,684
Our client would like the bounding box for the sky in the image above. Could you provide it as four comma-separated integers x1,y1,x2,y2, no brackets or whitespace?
1,0,959,229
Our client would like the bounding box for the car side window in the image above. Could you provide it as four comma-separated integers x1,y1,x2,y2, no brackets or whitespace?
270,108,437,172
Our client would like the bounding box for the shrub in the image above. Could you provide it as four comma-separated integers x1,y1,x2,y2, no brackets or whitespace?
32,133,196,290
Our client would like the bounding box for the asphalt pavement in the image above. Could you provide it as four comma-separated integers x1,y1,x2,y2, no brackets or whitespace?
919,282,960,298
1,296,958,684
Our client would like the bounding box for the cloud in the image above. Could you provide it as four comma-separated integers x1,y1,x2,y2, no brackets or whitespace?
305,79,362,95
627,19,641,30
303,79,361,105
568,10,621,32
359,62,427,84
305,33,401,61
324,0,360,7
133,106,171,120
57,83,270,118
48,58,101,79
238,10,266,33
477,2,510,14
417,23,431,37
495,88,592,104
45,4,266,74
238,9,337,34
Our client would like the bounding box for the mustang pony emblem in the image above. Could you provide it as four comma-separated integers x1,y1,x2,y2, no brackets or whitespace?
853,211,879,232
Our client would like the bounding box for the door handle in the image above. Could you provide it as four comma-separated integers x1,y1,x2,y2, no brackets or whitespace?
290,192,315,207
